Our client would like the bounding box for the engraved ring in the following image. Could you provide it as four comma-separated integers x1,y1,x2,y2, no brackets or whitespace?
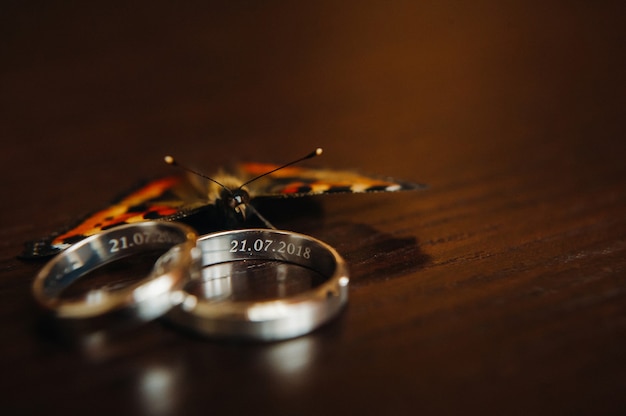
32,221,198,323
166,229,350,341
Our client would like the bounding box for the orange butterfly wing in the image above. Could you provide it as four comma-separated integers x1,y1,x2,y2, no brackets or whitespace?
21,175,207,258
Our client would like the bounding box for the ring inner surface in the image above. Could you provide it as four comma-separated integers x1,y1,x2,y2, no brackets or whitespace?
187,260,327,302
41,224,190,299
196,230,339,302
58,250,169,300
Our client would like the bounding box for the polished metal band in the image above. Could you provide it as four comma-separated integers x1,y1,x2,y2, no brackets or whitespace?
32,221,198,322
166,229,349,341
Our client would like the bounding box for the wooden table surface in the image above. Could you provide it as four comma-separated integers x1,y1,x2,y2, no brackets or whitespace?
2,2,625,415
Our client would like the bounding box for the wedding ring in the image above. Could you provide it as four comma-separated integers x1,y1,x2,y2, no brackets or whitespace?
32,222,198,323
166,229,349,341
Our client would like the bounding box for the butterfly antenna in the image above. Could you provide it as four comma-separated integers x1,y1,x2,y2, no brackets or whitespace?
238,147,323,189
164,155,234,195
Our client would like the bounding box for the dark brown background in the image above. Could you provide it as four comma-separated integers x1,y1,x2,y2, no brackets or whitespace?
2,1,625,415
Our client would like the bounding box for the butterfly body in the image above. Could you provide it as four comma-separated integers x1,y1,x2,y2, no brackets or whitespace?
21,160,426,259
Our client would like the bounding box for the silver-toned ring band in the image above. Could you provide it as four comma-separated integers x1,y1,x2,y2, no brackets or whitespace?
166,229,349,341
32,221,198,323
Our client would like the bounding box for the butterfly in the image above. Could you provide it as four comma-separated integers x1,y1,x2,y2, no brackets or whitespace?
21,148,426,259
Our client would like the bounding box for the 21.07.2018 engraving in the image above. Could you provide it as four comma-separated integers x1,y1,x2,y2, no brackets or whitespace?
229,238,311,259
108,231,182,253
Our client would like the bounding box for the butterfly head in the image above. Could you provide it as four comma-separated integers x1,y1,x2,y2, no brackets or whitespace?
221,188,251,222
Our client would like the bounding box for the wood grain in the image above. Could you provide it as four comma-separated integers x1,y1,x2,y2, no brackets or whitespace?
2,2,625,414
